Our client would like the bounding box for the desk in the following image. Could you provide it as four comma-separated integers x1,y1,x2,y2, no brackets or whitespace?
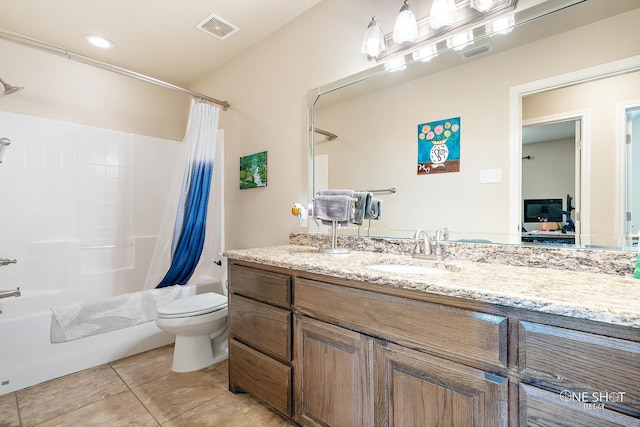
522,231,575,245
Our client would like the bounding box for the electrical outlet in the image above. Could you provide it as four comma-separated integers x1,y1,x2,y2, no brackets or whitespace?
480,168,502,184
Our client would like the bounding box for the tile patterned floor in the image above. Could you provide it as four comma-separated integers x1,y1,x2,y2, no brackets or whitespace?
0,344,296,426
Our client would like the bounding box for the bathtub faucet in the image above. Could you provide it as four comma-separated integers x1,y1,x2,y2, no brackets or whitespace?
0,258,17,267
0,287,21,299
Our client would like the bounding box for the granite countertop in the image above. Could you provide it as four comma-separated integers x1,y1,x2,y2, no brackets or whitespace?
225,245,640,328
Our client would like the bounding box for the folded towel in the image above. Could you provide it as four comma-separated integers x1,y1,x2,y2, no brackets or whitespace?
365,197,382,219
317,189,355,198
352,192,372,226
314,195,355,224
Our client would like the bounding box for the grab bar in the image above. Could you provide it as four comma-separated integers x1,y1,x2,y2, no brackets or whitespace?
0,258,17,267
0,287,21,299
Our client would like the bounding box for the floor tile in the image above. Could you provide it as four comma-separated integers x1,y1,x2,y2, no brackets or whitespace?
36,391,159,427
212,359,228,377
16,364,127,426
110,344,174,388
132,366,228,424
162,390,296,427
0,392,20,427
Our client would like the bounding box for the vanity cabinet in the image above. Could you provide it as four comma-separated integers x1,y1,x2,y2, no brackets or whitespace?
293,277,508,427
227,258,640,426
227,264,293,417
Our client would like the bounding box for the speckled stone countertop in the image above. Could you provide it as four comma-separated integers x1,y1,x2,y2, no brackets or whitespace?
225,245,640,329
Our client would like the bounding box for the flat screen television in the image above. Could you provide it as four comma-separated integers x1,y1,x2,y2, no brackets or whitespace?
523,199,563,223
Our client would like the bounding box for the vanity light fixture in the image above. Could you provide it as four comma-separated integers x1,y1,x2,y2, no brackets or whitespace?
84,34,114,49
429,0,457,30
446,30,475,51
412,44,438,62
393,0,419,43
470,0,496,12
486,14,515,35
385,56,408,72
361,17,387,58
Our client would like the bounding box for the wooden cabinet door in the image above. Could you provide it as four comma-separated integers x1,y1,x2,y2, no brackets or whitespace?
294,315,373,427
374,340,508,427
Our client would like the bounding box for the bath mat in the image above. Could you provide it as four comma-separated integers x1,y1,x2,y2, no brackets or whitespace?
50,285,183,343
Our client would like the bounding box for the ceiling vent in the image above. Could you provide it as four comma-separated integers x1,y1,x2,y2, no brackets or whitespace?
461,43,492,59
196,13,239,40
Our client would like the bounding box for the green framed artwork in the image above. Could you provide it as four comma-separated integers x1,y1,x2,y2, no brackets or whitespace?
239,151,267,189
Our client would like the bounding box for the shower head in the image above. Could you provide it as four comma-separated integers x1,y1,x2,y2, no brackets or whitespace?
0,78,24,96
0,138,10,163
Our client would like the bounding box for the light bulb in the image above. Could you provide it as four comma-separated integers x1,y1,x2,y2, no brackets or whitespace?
470,0,495,12
393,1,419,43
486,15,515,35
446,30,474,51
362,17,387,58
385,56,407,72
429,0,457,30
412,45,438,62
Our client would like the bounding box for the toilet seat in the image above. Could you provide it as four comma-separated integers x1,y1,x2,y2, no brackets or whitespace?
157,292,227,319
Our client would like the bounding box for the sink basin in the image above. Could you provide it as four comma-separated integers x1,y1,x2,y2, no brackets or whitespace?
367,264,449,275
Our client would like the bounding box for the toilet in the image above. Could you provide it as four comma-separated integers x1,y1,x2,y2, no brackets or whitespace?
155,292,229,373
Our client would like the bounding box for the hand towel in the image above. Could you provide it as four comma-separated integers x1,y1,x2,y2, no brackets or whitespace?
365,197,382,220
352,192,372,225
317,189,355,198
314,195,355,224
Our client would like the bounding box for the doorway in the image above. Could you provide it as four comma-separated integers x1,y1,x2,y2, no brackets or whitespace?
623,106,640,249
521,118,582,245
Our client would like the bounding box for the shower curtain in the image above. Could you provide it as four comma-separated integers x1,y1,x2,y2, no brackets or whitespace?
146,98,220,289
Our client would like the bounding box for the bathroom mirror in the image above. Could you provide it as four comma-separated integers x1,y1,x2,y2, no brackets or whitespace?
308,0,640,250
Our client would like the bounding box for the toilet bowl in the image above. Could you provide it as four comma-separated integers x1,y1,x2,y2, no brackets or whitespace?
155,292,228,372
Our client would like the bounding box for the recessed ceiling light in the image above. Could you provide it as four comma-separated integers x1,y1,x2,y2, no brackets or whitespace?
84,34,114,49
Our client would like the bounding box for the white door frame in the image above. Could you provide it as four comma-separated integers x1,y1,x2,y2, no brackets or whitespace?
508,56,640,245
522,114,586,245
617,100,640,248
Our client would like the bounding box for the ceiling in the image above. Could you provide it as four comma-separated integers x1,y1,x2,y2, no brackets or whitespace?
0,0,322,87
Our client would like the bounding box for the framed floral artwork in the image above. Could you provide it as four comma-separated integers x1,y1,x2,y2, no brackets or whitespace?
417,117,460,175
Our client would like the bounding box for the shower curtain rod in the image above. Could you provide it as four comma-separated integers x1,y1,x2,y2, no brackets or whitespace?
0,30,230,111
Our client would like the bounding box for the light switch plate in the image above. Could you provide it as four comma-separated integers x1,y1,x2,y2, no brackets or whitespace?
480,168,502,183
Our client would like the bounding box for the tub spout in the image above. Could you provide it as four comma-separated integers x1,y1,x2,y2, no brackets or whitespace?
0,287,21,299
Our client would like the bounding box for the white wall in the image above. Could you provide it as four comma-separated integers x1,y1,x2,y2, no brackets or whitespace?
0,111,181,302
193,2,640,249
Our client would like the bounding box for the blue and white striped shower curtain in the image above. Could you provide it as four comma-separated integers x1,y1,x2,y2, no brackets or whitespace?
156,99,220,288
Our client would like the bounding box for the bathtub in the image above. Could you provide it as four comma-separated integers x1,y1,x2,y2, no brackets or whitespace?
0,282,221,395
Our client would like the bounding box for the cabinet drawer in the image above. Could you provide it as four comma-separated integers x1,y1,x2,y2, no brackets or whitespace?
229,264,291,308
229,294,292,362
229,339,292,417
295,278,507,369
520,384,639,426
519,321,640,414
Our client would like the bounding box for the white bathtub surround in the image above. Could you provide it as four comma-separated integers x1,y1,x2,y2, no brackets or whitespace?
0,110,182,303
50,285,182,343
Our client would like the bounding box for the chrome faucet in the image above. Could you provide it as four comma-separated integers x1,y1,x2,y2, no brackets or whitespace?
413,228,433,258
413,228,447,261
0,287,21,299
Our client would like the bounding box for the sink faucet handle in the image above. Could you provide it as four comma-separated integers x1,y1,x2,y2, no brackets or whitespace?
436,227,449,243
